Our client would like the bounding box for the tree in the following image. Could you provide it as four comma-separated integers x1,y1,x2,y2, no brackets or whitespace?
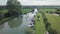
43,16,48,22
56,8,60,11
6,0,22,16
47,11,48,13
56,8,60,16
45,21,51,30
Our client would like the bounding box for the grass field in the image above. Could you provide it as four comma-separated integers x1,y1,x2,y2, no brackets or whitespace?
38,8,56,13
0,9,8,14
34,13,46,34
22,8,33,14
45,13,60,34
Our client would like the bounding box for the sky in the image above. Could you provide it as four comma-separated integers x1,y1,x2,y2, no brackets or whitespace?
0,0,60,6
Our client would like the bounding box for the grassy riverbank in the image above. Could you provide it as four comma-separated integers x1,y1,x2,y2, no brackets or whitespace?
0,15,19,24
45,13,60,34
34,13,45,34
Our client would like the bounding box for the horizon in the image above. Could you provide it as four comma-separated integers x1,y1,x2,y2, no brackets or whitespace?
0,0,60,6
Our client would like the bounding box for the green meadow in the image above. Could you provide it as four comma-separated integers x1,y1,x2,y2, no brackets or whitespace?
45,13,60,34
38,8,56,13
34,13,46,34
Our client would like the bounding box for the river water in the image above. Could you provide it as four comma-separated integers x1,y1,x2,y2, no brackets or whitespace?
0,8,38,34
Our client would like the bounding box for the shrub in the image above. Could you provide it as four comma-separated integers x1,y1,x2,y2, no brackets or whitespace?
47,27,57,34
37,15,40,21
47,11,48,13
43,16,48,22
45,21,51,30
25,27,33,34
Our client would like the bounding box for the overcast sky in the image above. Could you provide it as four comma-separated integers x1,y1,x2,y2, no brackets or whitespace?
0,0,60,6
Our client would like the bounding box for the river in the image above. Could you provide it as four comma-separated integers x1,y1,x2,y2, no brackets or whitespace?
0,8,38,34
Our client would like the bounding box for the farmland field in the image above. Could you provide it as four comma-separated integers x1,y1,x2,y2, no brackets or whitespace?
22,8,33,14
45,13,60,34
38,8,56,13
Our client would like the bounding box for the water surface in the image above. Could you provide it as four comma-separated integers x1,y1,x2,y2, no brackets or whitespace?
0,8,38,34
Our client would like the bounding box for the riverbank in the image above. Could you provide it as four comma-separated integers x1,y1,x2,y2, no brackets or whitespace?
0,8,32,25
0,15,22,24
34,13,46,34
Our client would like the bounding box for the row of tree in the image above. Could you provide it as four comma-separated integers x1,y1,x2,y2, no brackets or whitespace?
41,13,57,34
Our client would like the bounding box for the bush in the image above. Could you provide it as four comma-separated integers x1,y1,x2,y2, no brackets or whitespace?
47,27,57,34
4,12,10,17
43,16,48,22
25,27,33,34
49,11,53,14
37,15,40,21
42,13,45,16
47,11,48,13
45,21,51,30
56,8,60,11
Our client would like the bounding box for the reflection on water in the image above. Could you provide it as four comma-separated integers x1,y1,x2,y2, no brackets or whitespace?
0,15,23,34
8,15,22,28
0,24,4,29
